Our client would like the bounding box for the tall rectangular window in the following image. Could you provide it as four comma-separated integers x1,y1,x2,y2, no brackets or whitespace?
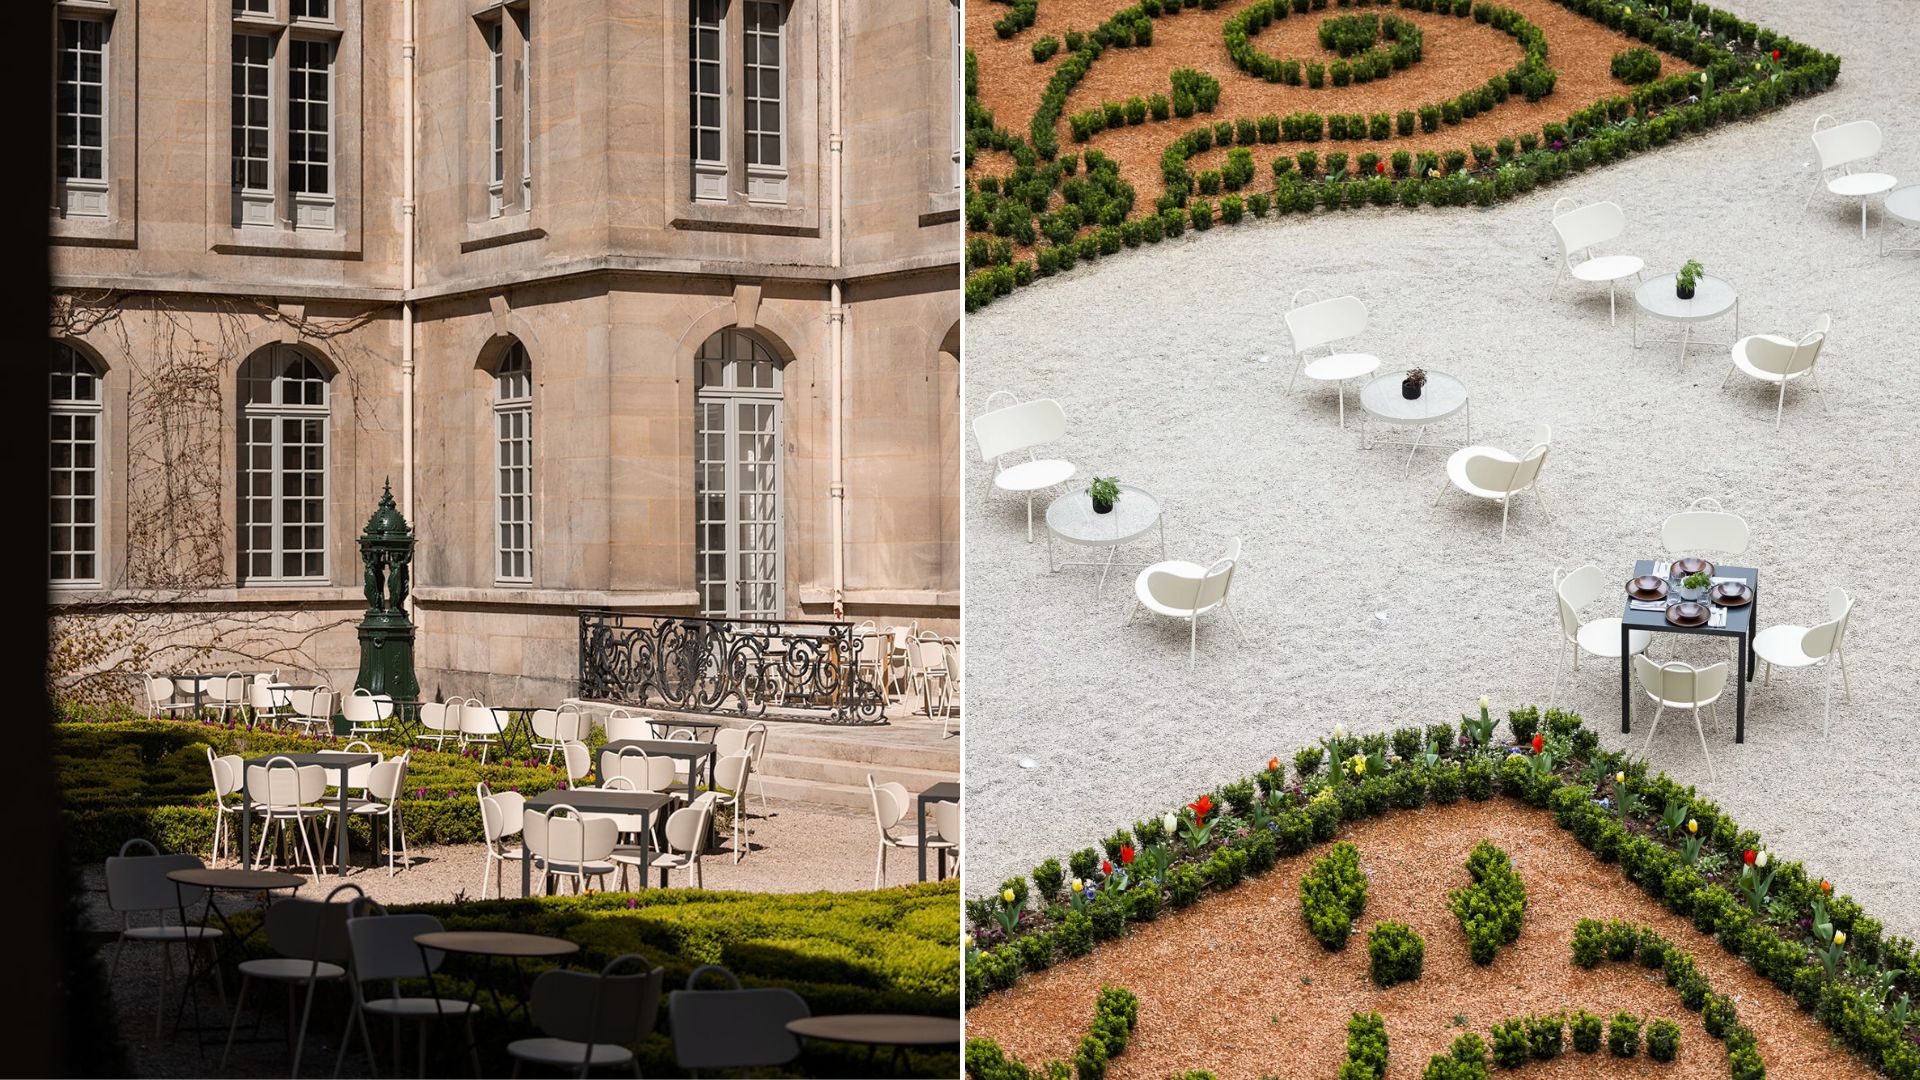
689,0,725,201
519,8,532,207
289,38,334,228
239,348,330,583
742,0,784,203
292,0,331,18
56,19,107,189
494,346,533,583
51,345,103,585
231,33,274,227
487,19,505,216
234,0,271,14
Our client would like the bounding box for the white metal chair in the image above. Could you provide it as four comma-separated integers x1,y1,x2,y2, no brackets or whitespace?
144,675,201,721
345,754,412,876
342,688,393,741
972,391,1076,542
1808,116,1897,238
105,839,225,1035
1632,656,1727,780
1552,565,1653,707
1126,537,1247,669
458,696,503,763
1437,423,1552,541
531,704,589,763
1659,497,1751,557
705,752,756,862
1753,586,1854,737
246,680,285,729
523,804,618,895
916,633,953,717
560,740,594,787
931,799,960,879
1283,290,1380,428
942,641,963,738
416,699,459,751
855,629,890,706
606,707,651,744
246,756,330,879
507,955,665,1080
669,966,808,1075
336,908,482,1080
1549,199,1645,323
1722,315,1831,428
476,784,526,900
220,883,362,1076
866,774,954,888
613,799,715,890
287,685,336,735
207,671,247,723
205,748,249,867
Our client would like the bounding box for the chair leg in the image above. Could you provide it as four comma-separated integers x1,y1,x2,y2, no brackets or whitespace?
220,976,252,1071
1720,359,1736,389
1533,483,1552,521
1222,600,1249,643
1640,704,1664,760
1776,380,1787,429
874,842,886,889
1823,661,1834,739
1500,498,1511,542
1608,280,1617,325
1549,639,1564,709
1694,705,1716,780
1025,494,1035,543
1763,661,1772,687
1837,647,1852,701
1188,616,1198,670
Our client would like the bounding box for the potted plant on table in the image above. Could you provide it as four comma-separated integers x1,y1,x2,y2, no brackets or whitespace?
1675,259,1704,300
1402,368,1427,400
1676,570,1711,601
1089,476,1121,514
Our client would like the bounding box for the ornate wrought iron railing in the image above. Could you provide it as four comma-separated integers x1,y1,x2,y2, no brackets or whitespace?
576,610,887,724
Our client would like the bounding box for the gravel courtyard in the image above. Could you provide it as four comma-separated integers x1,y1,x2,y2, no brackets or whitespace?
963,0,1919,935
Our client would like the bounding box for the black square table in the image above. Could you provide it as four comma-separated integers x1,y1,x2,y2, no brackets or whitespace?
1619,561,1759,743
600,739,718,804
521,787,671,897
238,752,382,873
916,781,960,882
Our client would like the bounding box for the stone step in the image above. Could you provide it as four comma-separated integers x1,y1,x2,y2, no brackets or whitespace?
755,749,957,791
758,728,958,773
751,774,955,814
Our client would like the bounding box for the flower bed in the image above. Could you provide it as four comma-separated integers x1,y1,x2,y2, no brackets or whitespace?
962,0,1840,310
963,705,1919,1078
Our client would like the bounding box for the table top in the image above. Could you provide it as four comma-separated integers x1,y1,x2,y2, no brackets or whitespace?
1621,560,1756,635
243,752,380,770
1046,483,1162,546
525,788,674,815
1635,274,1737,320
647,717,722,731
1360,370,1468,424
414,930,580,959
1887,186,1920,224
785,1014,961,1046
168,867,306,890
918,781,961,804
603,739,718,759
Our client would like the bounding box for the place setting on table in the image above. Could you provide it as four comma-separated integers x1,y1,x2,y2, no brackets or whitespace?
1619,555,1761,743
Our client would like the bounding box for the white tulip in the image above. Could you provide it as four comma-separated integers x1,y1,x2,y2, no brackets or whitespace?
1479,695,1490,709
1756,849,1769,868
1333,723,1348,741
1163,811,1178,834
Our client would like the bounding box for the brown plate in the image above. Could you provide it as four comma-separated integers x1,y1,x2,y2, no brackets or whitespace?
1665,602,1709,626
1709,582,1752,606
1671,557,1716,578
1627,575,1669,601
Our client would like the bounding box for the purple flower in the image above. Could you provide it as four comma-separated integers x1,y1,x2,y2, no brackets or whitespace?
557,781,568,789
626,898,637,909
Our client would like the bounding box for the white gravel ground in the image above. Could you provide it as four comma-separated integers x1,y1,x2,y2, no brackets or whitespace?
962,0,1920,935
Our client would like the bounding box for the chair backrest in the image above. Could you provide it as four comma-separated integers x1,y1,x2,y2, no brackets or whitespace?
222,673,248,702
1633,656,1728,707
307,686,335,720
1191,537,1241,612
346,912,448,985
207,747,244,801
364,758,405,802
1554,564,1606,639
714,751,751,793
554,703,586,742
248,682,275,711
287,688,313,715
1551,200,1626,261
1811,117,1882,172
479,787,528,844
916,636,948,671
945,642,963,685
972,397,1067,463
664,801,714,855
530,956,665,1050
1801,586,1853,658
1284,294,1367,354
857,631,884,666
931,799,959,844
1744,327,1827,379
605,747,667,792
868,774,908,833
1660,506,1752,556
247,757,325,809
105,841,207,914
420,700,450,734
460,702,501,737
714,727,749,757
262,893,356,965
1462,424,1550,494
530,708,558,741
146,676,177,707
606,710,650,744
526,805,616,864
744,721,768,763
342,691,377,724
669,969,808,1070
561,740,592,783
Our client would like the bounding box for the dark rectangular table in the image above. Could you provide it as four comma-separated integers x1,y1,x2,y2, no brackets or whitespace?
917,781,960,882
647,717,722,737
1620,560,1758,743
600,739,718,804
238,752,382,873
521,788,671,896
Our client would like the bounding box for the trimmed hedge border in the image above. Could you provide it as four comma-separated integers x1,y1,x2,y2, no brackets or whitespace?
963,0,1841,311
966,985,1140,1079
962,706,1919,1079
1569,919,1763,1075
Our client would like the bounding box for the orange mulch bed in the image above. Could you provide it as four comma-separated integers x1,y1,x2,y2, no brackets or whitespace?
967,0,1698,209
966,800,1877,1079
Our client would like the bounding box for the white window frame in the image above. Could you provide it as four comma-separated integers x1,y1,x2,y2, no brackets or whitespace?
238,347,330,585
485,16,505,217
741,0,786,204
520,6,532,208
689,0,727,203
493,344,533,584
50,344,104,586
694,330,784,621
951,0,963,190
231,31,276,228
56,15,110,218
288,35,335,230
233,0,272,14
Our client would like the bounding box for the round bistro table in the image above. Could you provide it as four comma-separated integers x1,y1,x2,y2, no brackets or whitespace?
1633,274,1738,364
413,930,578,1033
166,867,306,1040
1044,483,1167,601
1882,185,1920,256
1358,371,1471,476
786,1014,961,1072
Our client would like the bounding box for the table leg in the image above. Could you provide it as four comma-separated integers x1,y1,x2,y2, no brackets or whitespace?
917,797,928,883
1677,323,1691,365
521,836,532,898
1096,545,1119,600
1046,530,1056,573
337,773,350,876
240,792,253,871
1736,635,1747,744
1620,623,1633,734
639,809,653,887
1402,422,1423,477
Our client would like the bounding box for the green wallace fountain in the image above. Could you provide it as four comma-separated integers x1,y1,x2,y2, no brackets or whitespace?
353,481,420,708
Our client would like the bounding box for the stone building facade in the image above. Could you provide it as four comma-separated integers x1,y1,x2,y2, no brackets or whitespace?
48,0,962,704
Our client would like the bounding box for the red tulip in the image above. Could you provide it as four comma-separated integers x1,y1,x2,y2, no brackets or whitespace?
1120,844,1135,865
1102,859,1113,876
1188,793,1214,823
1743,849,1756,865
1770,49,1780,60
1531,733,1544,754
1268,757,1280,772
1820,879,1832,894
1375,161,1387,174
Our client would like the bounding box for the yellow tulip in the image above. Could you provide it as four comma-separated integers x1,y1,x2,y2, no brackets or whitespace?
1002,888,1016,904
1616,772,1626,784
1071,878,1084,893
1687,818,1698,834
1834,930,1847,946
1354,757,1367,775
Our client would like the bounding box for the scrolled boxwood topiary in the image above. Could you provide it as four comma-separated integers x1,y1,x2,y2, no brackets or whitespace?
1300,841,1368,950
1367,921,1425,987
1645,1018,1681,1062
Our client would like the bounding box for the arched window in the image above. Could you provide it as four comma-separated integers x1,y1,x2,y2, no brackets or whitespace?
695,329,782,619
51,342,104,584
493,341,533,583
238,345,330,583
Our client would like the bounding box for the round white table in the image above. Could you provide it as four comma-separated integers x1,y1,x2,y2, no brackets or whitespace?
1044,483,1167,599
1882,186,1920,256
1358,371,1471,476
1633,274,1738,364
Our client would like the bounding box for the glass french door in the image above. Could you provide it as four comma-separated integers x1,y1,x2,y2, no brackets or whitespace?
695,330,783,620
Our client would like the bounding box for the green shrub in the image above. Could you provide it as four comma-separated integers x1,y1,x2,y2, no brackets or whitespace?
1645,1018,1680,1062
1367,921,1424,987
1188,200,1212,230
1570,1010,1602,1053
1448,840,1526,964
1294,745,1323,777
1461,756,1494,799
1219,194,1245,224
1301,842,1368,949
1344,1012,1389,1079
1490,1017,1529,1067
1033,858,1064,901
1123,96,1147,125
1611,46,1662,83
1148,93,1171,121
1606,1012,1640,1057
1527,1013,1563,1059
1031,36,1060,62
1571,917,1606,967
1396,110,1415,136
1605,918,1639,961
